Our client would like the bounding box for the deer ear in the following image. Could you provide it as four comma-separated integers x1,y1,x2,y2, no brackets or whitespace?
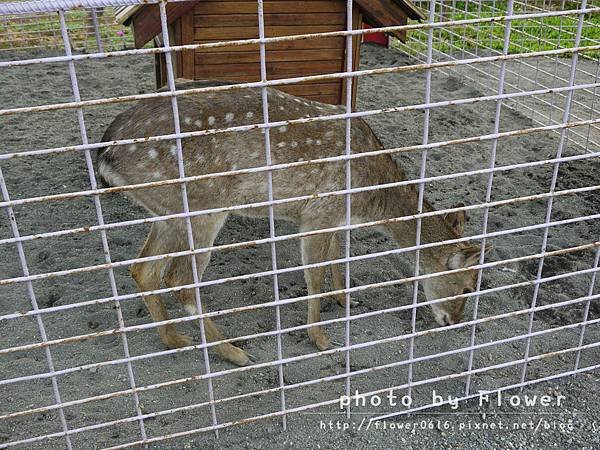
447,244,493,269
462,245,482,267
444,203,467,236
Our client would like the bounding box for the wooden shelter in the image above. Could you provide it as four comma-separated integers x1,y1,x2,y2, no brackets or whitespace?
116,1,424,107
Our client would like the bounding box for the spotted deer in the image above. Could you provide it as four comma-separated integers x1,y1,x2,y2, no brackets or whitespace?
98,79,488,367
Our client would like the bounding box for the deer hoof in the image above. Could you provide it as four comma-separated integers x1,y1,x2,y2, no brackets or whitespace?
309,330,331,351
164,333,193,349
218,343,252,366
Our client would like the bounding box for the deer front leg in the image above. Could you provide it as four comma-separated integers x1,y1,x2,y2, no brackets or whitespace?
301,234,332,351
328,234,360,308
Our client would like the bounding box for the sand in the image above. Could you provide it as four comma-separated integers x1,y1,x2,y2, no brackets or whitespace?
1,43,599,449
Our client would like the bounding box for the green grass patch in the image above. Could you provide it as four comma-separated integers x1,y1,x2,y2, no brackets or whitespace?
0,6,134,53
403,1,600,60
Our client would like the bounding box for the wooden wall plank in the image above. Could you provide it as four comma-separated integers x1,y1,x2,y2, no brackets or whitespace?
181,14,195,78
194,13,345,28
195,49,343,65
174,20,183,78
283,82,341,97
301,93,341,104
194,25,345,41
194,38,346,53
194,1,346,15
195,60,343,78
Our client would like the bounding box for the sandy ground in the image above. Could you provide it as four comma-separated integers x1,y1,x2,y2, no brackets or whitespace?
1,44,600,449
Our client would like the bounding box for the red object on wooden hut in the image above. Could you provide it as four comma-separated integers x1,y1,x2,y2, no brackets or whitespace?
362,23,390,47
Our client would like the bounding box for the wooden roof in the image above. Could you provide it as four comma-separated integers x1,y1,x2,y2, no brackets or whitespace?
116,0,425,47
114,5,143,24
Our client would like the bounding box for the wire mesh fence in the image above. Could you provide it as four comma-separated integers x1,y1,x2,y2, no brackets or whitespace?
397,0,600,152
0,0,599,448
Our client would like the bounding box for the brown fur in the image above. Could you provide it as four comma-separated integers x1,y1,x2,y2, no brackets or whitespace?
98,79,486,366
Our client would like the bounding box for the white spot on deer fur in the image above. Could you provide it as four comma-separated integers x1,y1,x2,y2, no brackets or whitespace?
291,141,298,148
278,126,287,133
306,138,313,144
208,116,216,126
194,119,202,128
277,92,285,98
316,139,322,145
128,144,137,152
279,106,285,111
246,112,254,119
170,145,177,156
105,171,127,187
225,112,234,123
184,117,192,125
148,149,158,159
184,303,198,315
294,98,302,103
277,142,286,148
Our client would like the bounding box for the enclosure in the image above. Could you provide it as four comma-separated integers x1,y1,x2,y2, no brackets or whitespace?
1,0,600,449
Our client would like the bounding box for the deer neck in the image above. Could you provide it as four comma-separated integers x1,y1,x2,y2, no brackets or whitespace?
361,185,458,273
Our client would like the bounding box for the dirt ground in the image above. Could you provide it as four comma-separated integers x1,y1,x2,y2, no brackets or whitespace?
1,43,599,449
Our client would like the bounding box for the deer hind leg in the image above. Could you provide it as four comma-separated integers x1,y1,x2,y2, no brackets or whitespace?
328,234,360,308
131,221,192,349
301,232,336,351
163,213,250,366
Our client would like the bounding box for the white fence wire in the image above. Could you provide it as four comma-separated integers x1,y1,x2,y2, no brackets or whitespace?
0,0,599,448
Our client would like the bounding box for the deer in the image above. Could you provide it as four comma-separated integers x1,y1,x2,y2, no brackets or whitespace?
97,79,488,367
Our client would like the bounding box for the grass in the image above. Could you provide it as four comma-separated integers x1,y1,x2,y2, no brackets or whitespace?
0,7,134,53
404,0,600,60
